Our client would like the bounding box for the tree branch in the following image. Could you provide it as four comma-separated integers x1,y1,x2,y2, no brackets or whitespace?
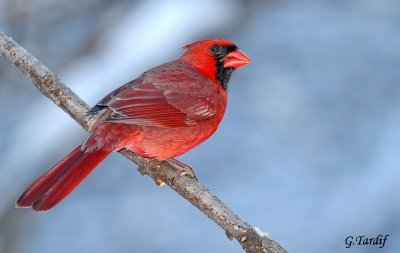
0,31,288,253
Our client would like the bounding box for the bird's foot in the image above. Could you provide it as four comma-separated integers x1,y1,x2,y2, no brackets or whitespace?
167,158,198,181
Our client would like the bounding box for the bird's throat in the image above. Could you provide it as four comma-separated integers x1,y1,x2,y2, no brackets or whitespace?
216,62,233,90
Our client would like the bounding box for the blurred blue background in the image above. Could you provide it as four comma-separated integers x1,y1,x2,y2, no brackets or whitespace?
1,0,399,252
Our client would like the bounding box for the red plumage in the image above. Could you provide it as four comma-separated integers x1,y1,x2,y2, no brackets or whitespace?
17,39,250,211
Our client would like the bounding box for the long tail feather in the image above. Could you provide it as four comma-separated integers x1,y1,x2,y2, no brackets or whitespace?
16,145,110,212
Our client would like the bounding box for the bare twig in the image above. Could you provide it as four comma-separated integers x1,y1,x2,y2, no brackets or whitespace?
0,31,288,253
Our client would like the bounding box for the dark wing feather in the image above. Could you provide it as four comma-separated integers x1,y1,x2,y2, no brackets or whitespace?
87,76,144,115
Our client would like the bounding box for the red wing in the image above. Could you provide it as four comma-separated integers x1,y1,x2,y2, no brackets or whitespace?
104,82,217,128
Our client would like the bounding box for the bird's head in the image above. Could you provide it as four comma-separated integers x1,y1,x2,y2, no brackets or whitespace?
180,39,250,89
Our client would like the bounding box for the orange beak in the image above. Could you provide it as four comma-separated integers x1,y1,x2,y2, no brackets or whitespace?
223,49,250,69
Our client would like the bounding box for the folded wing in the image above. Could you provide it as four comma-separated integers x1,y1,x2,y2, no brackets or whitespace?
100,81,218,128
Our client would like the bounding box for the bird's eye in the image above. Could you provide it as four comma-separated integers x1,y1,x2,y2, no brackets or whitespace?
210,44,225,56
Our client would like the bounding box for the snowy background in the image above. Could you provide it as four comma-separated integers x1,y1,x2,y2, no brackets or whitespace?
1,0,399,252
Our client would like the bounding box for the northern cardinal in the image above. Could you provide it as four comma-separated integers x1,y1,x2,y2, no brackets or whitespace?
16,39,250,212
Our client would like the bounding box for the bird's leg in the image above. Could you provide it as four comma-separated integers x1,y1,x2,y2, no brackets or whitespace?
167,158,198,180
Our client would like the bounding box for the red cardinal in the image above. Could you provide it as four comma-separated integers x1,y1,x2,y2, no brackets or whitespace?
16,39,250,212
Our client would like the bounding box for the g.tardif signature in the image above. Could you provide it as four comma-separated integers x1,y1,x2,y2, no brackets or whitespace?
345,235,389,248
